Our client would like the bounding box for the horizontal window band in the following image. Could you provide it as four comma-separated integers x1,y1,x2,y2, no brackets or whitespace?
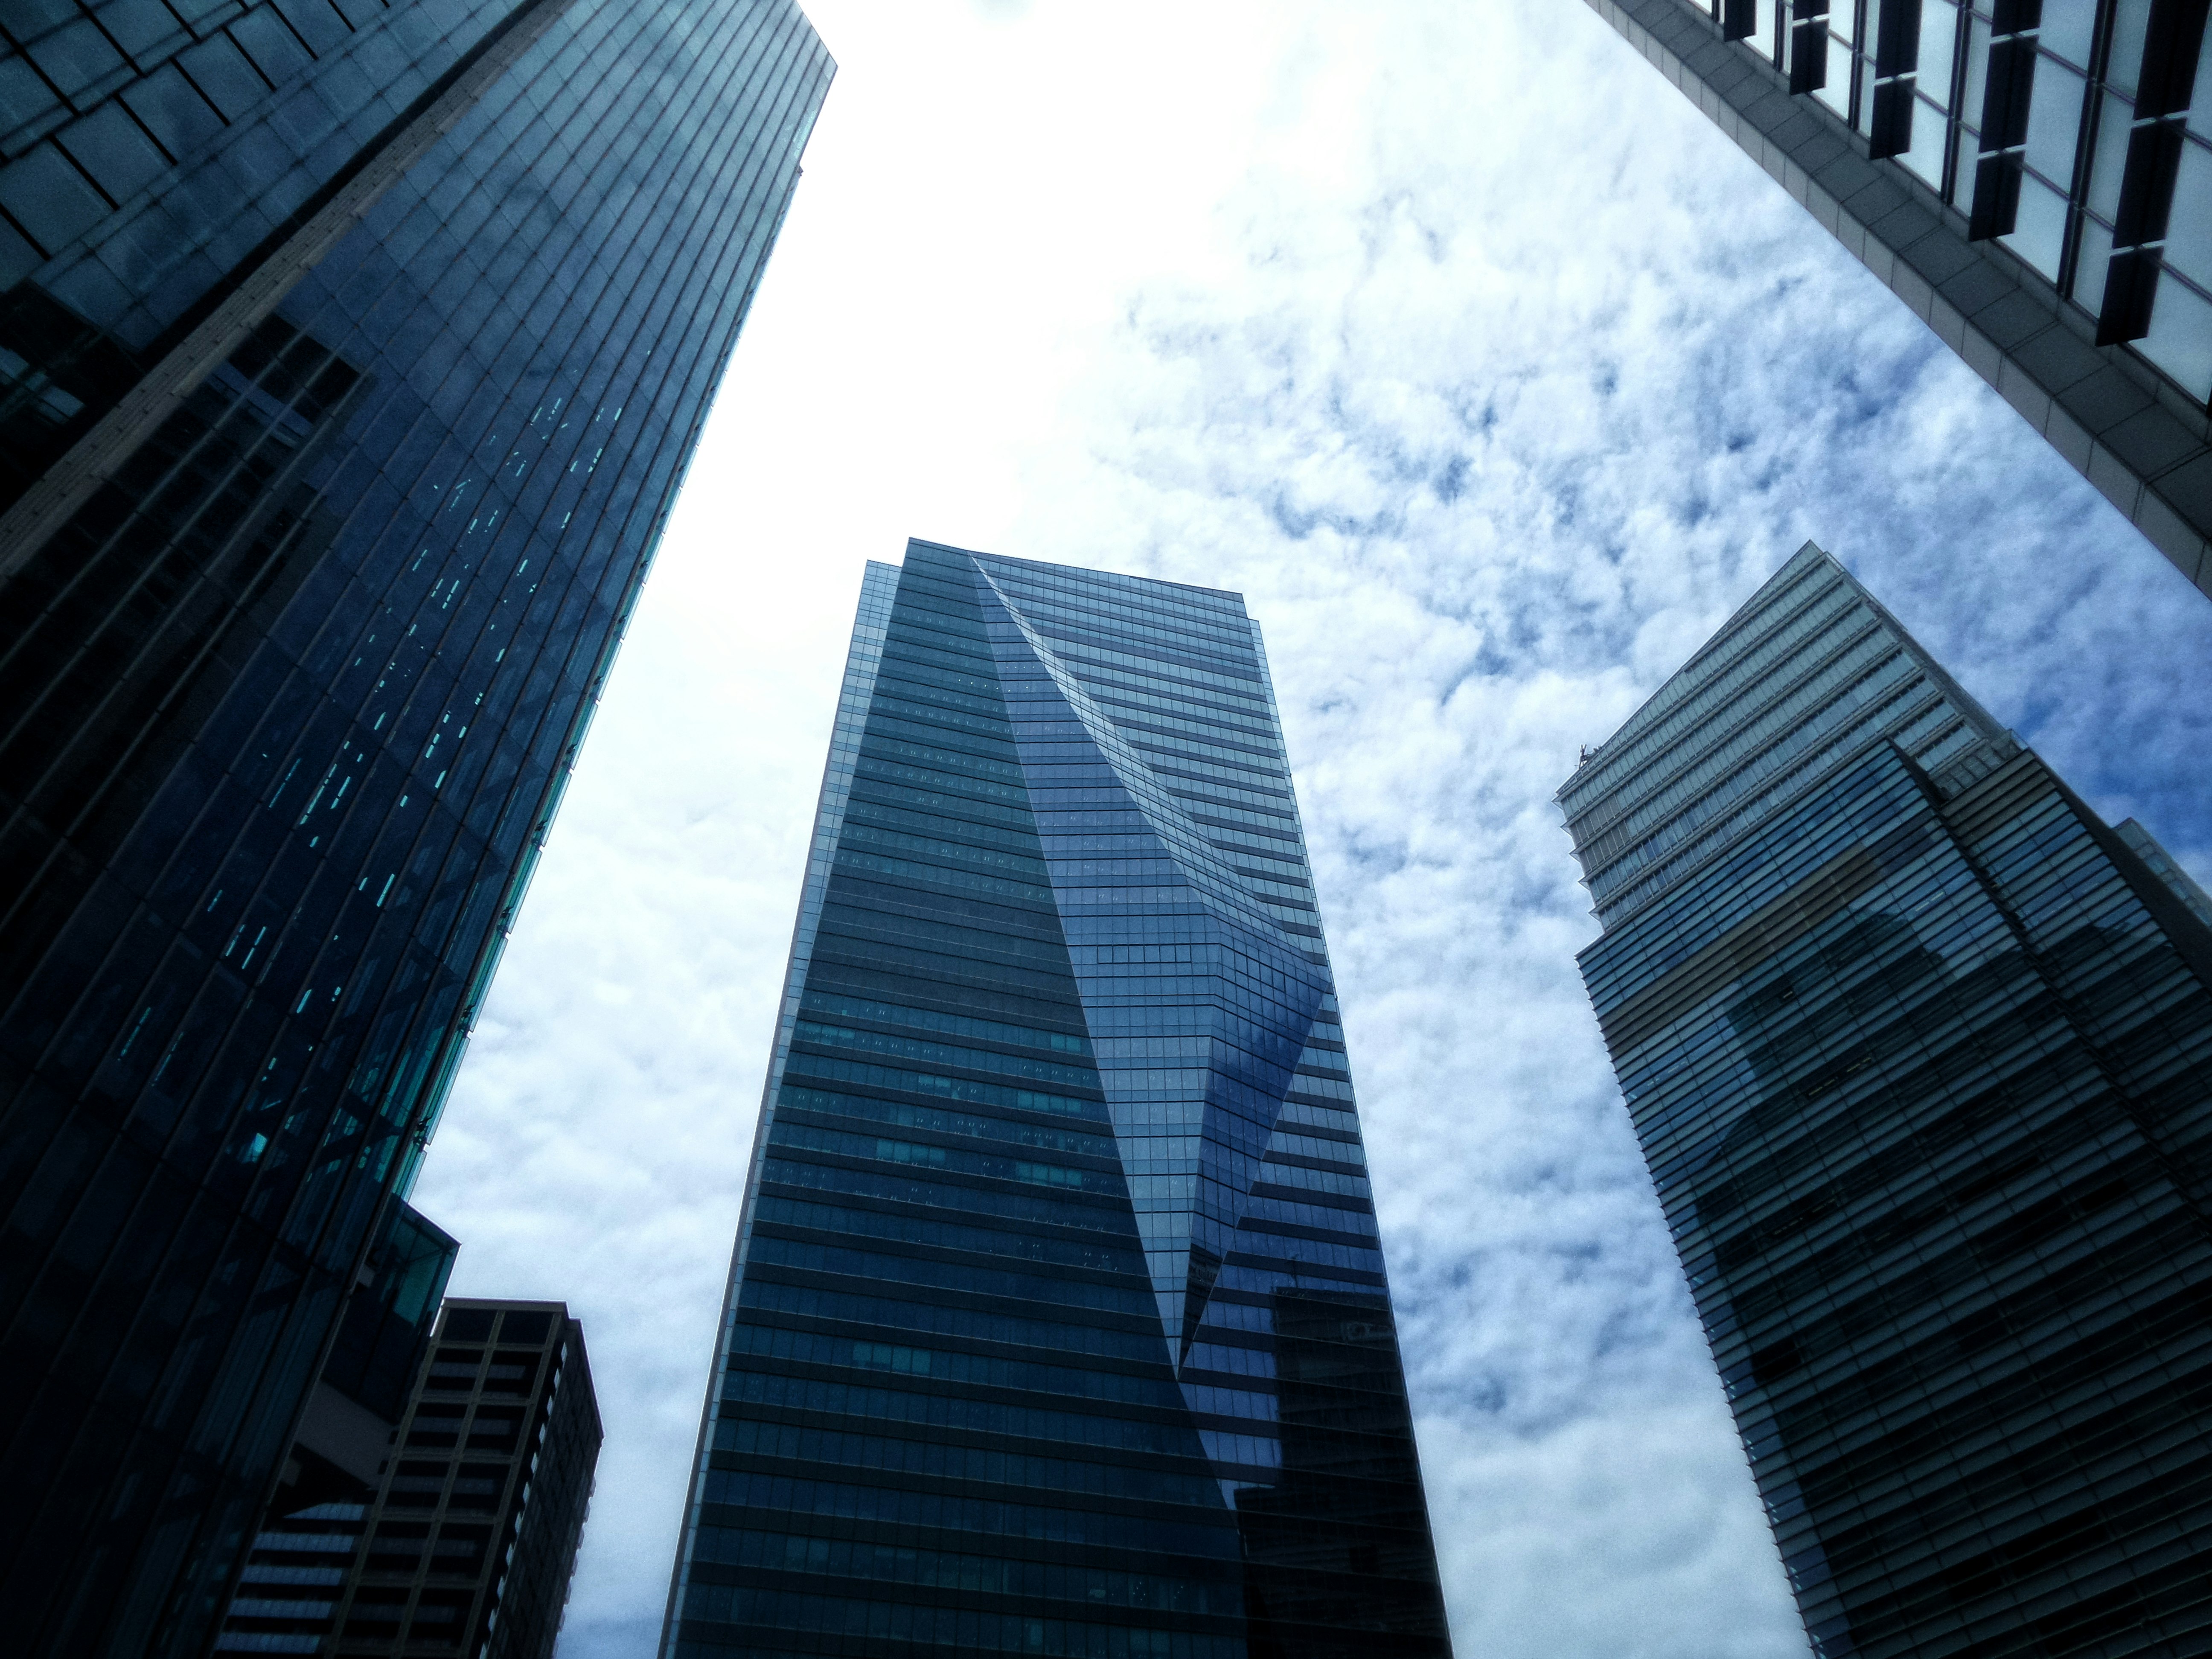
720,1345,1196,1422
870,683,1009,727
827,848,1057,908
722,1324,1181,1410
796,1001,1089,1061
1150,760,1293,801
1262,1150,1368,1178
679,1563,1245,1637
844,785,1037,836
724,1318,1181,1400
742,1263,1162,1336
704,1449,1241,1527
838,802,1048,860
754,1160,1139,1239
1103,713,1286,762
1184,1323,1272,1353
1267,1115,1362,1144
835,822,1050,878
819,893,1069,952
807,935,1081,999
757,1147,1129,1210
857,731,1027,786
777,1059,1105,1119
710,1400,1217,1474
867,704,1021,749
876,633,996,672
1248,1181,1374,1216
1176,1365,1280,1396
787,1027,1103,1094
761,1128,1124,1199
864,713,1019,762
1185,1411,1281,1438
1281,1089,1362,1111
686,1505,1232,1579
762,1110,1119,1175
1219,1251,1386,1287
1234,1215,1381,1249
751,1180,1132,1246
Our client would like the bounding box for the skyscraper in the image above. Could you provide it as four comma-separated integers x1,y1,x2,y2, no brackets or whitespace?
218,1297,600,1659
0,3,831,1652
1561,541,2212,1657
663,541,1452,1658
1580,0,2212,599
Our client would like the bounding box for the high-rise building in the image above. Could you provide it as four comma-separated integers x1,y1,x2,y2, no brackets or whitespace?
214,1196,460,1650
292,1198,462,1519
0,3,831,1652
218,1296,600,1659
662,541,1452,1658
1580,0,2212,599
1561,540,2212,1657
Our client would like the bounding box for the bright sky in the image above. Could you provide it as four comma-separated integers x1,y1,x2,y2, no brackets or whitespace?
409,4,2212,1656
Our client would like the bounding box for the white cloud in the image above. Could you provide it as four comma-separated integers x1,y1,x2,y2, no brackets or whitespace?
409,4,2212,1657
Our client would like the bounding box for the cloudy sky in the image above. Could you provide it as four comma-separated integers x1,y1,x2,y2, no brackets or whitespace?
408,3,2212,1656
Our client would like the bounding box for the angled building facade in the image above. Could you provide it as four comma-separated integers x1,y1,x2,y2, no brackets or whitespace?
217,1296,600,1658
1581,0,2212,597
0,3,831,1652
1562,541,2212,1656
663,541,1451,1658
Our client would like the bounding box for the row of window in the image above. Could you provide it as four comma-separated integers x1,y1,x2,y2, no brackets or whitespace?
725,1319,1185,1413
1693,0,2212,395
739,1278,1167,1366
759,1158,1143,1238
751,1195,1144,1274
713,1415,1221,1507
792,1018,1100,1091
688,1524,1238,1614
746,1235,1157,1323
719,1369,1207,1458
677,1582,1240,1659
698,1468,1239,1560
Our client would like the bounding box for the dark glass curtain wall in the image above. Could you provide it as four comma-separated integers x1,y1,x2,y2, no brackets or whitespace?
0,3,832,1652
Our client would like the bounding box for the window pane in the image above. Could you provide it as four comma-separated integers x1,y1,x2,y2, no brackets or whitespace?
1960,15,1990,132
1818,36,1854,114
2037,0,2097,65
1903,91,1950,186
2002,171,2068,279
2086,90,2132,218
1918,0,1959,108
2104,0,2150,97
1750,0,1781,58
2163,138,2212,290
2142,272,2212,399
2024,57,2086,186
2189,25,2212,139
2072,216,2113,312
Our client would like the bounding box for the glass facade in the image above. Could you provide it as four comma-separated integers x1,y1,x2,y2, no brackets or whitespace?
1585,0,2212,597
664,541,1452,1659
1563,541,2212,1657
1708,0,2212,369
216,1298,601,1658
0,3,831,1654
1692,0,2212,388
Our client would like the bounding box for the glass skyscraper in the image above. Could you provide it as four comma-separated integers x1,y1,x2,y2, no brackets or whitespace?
0,2,831,1653
1582,0,2212,600
664,541,1452,1658
1562,541,2212,1657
